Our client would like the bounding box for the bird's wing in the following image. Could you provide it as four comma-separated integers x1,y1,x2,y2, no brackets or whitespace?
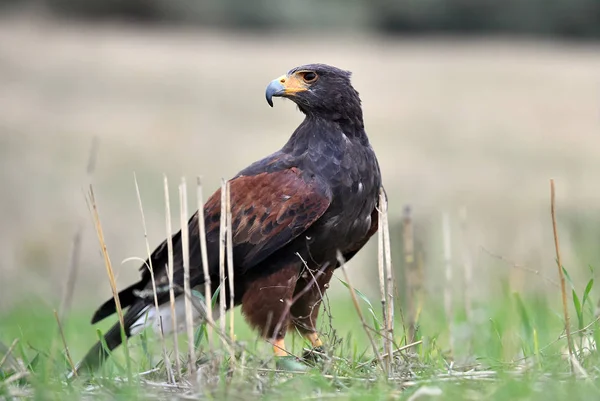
91,167,332,323
156,167,332,286
202,167,332,272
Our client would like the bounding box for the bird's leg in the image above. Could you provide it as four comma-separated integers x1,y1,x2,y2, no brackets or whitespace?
290,264,334,362
271,336,308,371
305,332,323,348
290,265,334,337
270,338,290,357
241,264,301,356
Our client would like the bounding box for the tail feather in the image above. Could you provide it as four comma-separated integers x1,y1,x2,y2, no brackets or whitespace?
91,281,145,324
72,301,146,378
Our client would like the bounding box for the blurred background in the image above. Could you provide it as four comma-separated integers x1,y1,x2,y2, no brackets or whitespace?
0,0,599,352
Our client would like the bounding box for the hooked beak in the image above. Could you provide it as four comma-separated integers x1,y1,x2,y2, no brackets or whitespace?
265,78,285,107
265,73,309,107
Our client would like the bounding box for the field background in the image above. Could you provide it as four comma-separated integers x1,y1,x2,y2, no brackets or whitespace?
1,7,600,399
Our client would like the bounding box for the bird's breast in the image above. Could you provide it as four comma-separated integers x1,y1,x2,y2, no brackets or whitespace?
312,139,380,241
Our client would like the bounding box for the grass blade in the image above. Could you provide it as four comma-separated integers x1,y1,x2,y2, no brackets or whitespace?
550,179,574,370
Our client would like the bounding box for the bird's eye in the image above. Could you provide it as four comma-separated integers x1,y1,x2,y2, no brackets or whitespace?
301,72,318,83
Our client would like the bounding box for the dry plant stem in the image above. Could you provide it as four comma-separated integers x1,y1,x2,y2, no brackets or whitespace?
60,136,99,320
0,339,19,370
387,340,423,357
380,188,395,375
459,207,473,324
337,251,387,375
89,185,131,378
363,324,399,346
60,230,82,318
134,173,173,384
196,177,214,348
218,179,227,337
358,339,424,368
402,206,417,342
570,353,590,379
376,191,388,369
179,178,197,376
163,175,181,377
225,181,235,343
157,316,175,383
442,212,454,357
560,315,600,339
459,207,474,355
53,310,77,377
550,179,574,367
252,368,510,386
2,372,29,386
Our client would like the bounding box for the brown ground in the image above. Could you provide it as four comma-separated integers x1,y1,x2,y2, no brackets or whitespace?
1,16,600,310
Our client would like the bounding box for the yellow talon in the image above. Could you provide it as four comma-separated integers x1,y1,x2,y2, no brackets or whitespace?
306,332,323,348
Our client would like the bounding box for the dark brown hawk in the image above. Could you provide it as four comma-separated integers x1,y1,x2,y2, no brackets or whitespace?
76,63,382,373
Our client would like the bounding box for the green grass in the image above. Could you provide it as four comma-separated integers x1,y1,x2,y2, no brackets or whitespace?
2,266,600,400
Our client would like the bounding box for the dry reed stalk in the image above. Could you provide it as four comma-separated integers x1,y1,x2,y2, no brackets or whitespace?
380,188,395,375
414,249,425,332
0,339,19,371
225,181,235,343
134,173,173,383
442,212,454,356
376,191,388,367
179,178,197,376
196,177,214,348
570,353,590,379
88,185,131,377
337,251,386,375
458,207,473,324
218,179,227,337
368,339,424,366
550,179,574,368
53,310,77,377
561,316,600,339
2,372,29,386
163,175,181,377
393,339,423,354
59,136,99,320
402,206,418,343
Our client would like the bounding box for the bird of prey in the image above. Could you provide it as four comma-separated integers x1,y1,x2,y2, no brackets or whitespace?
76,63,382,374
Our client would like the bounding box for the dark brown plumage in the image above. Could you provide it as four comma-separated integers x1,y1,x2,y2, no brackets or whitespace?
76,63,382,374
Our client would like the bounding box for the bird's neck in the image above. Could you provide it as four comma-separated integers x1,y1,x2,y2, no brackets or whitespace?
299,104,364,134
283,114,369,154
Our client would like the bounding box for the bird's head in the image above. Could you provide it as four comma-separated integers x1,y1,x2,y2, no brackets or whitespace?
266,64,363,126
